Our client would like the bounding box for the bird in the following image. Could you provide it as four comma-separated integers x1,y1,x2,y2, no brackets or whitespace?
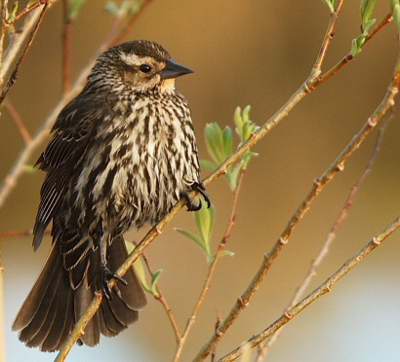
12,40,210,352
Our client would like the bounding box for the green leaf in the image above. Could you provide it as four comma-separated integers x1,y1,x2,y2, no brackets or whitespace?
351,35,366,56
132,256,151,292
150,269,162,297
227,163,242,191
322,0,335,13
222,127,234,158
221,250,235,258
8,2,19,23
393,0,400,33
105,1,121,17
69,0,87,20
175,228,206,252
361,0,377,32
200,159,217,172
234,107,244,139
205,123,225,164
194,206,215,257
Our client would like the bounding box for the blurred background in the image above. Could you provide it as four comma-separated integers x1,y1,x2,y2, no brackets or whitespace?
1,1,400,361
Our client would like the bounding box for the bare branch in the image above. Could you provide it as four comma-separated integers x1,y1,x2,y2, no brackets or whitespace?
218,216,400,361
3,99,32,144
141,254,182,344
310,0,345,78
0,1,50,105
255,120,389,361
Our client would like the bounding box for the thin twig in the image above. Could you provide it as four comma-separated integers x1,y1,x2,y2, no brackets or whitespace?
315,14,393,87
218,216,400,361
0,0,9,72
0,229,51,239
0,1,49,105
61,0,72,94
4,0,43,26
310,0,345,78
193,42,400,362
56,3,396,359
141,254,182,344
0,4,44,88
173,174,245,362
109,0,154,47
211,314,222,362
3,99,32,144
0,2,152,210
255,121,389,361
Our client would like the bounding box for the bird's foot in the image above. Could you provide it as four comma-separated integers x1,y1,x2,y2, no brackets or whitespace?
191,182,211,209
100,266,128,300
181,191,202,211
181,182,211,212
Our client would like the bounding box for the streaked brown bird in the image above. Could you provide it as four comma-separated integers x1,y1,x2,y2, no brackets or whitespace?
13,40,210,352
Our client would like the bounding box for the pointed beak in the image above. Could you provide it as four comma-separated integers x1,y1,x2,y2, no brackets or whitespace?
160,59,193,80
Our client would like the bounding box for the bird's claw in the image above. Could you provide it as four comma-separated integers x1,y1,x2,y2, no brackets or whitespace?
100,266,127,300
192,182,211,209
181,192,202,211
181,182,211,212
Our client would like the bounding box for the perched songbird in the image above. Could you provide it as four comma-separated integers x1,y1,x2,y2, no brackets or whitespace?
13,40,210,352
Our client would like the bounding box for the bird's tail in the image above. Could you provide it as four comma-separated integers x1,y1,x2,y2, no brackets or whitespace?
12,236,147,352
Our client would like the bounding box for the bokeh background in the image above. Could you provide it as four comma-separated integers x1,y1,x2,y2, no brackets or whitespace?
1,1,400,361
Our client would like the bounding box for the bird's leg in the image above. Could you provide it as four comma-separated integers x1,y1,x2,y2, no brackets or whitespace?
99,233,127,300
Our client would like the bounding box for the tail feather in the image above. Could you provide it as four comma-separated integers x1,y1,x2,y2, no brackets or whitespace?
13,235,146,351
19,262,62,344
41,286,71,351
12,247,60,331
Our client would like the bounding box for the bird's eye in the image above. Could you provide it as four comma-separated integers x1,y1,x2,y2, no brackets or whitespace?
139,64,152,73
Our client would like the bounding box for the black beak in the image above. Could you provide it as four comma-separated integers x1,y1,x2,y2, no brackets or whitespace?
160,60,193,80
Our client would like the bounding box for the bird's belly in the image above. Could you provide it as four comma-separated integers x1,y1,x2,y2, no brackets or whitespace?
108,144,189,230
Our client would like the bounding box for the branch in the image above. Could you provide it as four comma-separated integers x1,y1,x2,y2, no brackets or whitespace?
172,173,245,362
0,4,44,86
193,40,400,362
255,120,389,361
56,3,399,359
0,1,50,105
141,254,182,344
218,216,400,361
3,99,32,144
0,0,154,210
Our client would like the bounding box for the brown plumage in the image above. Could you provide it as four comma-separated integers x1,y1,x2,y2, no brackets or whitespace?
13,40,210,352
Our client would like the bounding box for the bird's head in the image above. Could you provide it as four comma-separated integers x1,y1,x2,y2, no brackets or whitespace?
89,40,193,94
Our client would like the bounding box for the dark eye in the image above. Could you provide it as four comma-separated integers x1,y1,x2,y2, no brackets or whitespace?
139,64,152,73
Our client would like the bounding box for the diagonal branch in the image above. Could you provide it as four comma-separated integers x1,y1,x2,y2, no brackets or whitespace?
255,120,389,361
218,216,400,361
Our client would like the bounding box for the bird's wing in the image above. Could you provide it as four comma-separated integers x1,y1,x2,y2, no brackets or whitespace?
33,94,108,250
